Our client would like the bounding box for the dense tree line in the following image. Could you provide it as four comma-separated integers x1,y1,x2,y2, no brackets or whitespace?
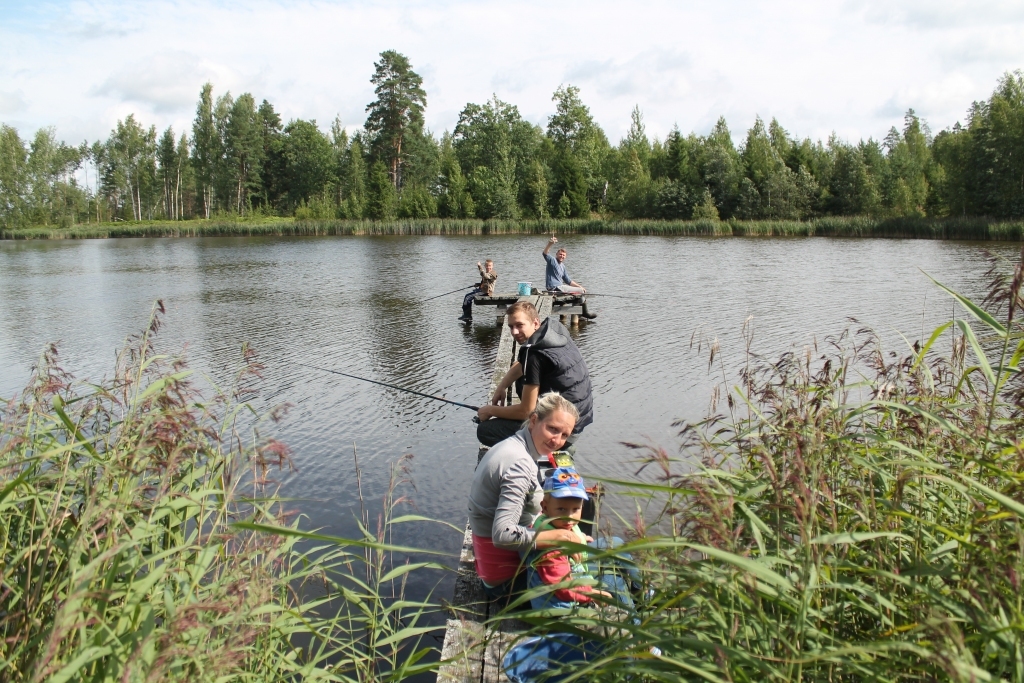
2,52,1023,229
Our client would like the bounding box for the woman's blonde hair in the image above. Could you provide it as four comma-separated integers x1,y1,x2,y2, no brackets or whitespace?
531,392,579,424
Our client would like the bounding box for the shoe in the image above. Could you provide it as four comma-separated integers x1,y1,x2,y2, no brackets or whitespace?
458,315,472,322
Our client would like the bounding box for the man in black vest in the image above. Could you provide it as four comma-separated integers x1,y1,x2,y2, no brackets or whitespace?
476,301,594,447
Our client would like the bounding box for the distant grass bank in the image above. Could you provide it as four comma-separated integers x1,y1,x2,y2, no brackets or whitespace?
4,215,1024,241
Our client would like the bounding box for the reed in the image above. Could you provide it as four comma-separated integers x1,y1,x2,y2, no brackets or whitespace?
5,254,1024,682
0,304,445,682
500,251,1024,681
4,216,1024,241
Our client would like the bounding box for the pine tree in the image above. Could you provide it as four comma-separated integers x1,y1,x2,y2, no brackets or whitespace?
341,137,367,218
364,50,426,190
257,100,286,213
365,160,396,219
157,127,177,220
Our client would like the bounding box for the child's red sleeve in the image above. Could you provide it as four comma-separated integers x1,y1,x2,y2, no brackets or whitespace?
535,550,595,603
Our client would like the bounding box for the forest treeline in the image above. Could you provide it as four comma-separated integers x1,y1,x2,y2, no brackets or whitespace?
1,50,1023,230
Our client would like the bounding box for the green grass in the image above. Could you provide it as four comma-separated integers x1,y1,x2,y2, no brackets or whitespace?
4,216,1024,240
0,306,447,682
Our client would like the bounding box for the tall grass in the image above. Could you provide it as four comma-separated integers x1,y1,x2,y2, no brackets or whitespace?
0,304,445,682
4,216,1024,241
502,252,1024,681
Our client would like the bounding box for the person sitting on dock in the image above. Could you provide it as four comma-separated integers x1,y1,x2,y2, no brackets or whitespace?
459,259,498,322
476,301,594,447
525,467,611,609
467,394,583,600
542,237,596,319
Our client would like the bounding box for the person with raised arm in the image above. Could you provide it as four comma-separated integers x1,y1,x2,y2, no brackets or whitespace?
542,237,596,319
459,259,498,322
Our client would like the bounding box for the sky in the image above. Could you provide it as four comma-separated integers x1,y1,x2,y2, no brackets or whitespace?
2,0,1024,148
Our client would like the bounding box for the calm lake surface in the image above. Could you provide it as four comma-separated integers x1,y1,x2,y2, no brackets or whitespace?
0,234,1017,598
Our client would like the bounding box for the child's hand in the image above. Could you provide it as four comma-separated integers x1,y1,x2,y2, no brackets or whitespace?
477,261,482,267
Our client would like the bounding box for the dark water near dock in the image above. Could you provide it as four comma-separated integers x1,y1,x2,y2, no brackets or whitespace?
0,235,1016,607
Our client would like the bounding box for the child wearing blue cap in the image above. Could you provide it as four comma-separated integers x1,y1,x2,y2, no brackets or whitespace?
526,467,612,608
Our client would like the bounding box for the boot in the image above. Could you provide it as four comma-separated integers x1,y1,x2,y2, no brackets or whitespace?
580,298,597,319
458,304,473,322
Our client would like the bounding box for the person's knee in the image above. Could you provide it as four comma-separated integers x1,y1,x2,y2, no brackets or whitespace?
476,418,519,446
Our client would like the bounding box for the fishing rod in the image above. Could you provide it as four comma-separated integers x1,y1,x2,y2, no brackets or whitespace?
300,363,480,411
580,293,631,299
419,285,475,303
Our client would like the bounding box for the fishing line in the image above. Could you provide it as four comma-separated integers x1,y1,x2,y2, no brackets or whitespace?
300,363,480,411
419,285,476,303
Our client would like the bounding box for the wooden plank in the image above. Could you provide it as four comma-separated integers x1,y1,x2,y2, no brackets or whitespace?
487,316,516,401
535,294,553,319
481,629,517,683
450,524,488,621
437,618,485,683
473,295,521,306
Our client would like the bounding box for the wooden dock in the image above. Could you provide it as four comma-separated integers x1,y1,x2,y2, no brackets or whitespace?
436,293,555,683
474,292,586,327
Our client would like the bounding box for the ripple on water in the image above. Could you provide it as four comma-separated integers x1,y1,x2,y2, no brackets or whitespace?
0,235,1017,564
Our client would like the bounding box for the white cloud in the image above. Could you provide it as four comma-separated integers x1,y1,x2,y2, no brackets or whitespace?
0,90,28,116
851,0,1024,29
90,52,243,114
876,72,980,126
1,0,1022,147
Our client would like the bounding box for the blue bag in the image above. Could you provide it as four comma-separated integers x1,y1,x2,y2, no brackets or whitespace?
502,633,605,683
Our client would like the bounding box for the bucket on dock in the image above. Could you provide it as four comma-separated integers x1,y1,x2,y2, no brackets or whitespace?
517,281,532,296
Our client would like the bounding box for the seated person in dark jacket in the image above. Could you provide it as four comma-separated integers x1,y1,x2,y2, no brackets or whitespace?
476,301,594,447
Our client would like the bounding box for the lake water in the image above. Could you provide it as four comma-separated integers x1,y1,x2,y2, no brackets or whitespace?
0,234,1017,603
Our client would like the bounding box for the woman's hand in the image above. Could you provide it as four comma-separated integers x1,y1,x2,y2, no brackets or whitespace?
534,528,584,561
534,528,578,546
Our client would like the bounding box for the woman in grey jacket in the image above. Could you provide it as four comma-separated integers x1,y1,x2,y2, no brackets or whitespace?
467,393,581,598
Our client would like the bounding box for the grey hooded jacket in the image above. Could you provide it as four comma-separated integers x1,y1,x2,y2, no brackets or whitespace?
467,426,544,553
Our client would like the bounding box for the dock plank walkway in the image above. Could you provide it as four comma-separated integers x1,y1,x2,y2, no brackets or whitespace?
437,294,552,683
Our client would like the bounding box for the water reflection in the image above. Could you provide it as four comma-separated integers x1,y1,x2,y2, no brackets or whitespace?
0,235,1018,607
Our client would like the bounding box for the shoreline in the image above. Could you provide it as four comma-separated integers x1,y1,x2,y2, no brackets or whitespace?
4,216,1024,241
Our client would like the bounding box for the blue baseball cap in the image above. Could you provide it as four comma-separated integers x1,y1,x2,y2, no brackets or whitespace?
543,467,589,500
